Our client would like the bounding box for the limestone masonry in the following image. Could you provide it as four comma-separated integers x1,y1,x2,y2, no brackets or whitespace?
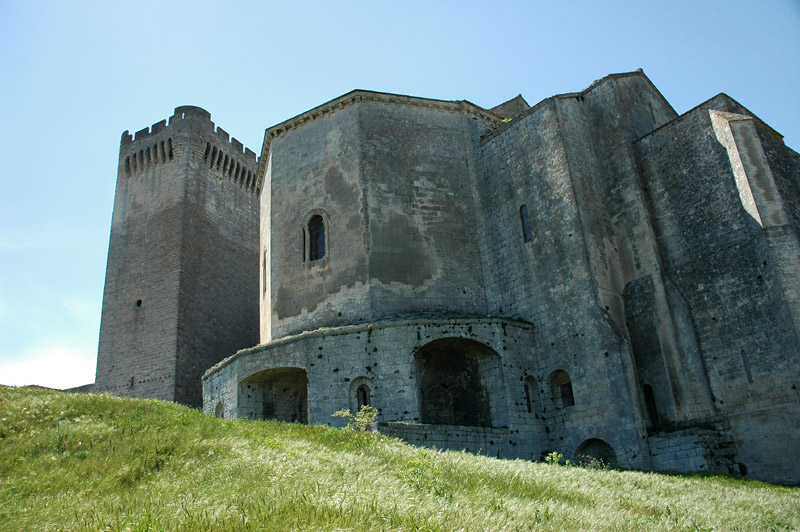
92,70,800,484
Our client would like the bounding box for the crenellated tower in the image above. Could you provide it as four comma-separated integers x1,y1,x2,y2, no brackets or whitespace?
95,106,260,407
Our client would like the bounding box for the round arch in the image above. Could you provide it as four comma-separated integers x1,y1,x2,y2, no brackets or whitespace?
575,438,617,466
239,367,309,423
414,337,507,428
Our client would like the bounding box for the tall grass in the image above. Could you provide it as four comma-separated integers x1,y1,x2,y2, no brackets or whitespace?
1,385,797,531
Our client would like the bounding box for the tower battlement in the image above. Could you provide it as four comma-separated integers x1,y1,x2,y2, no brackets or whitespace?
119,106,259,192
121,105,257,160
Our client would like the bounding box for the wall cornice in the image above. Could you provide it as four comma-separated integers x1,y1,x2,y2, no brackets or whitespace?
256,90,503,189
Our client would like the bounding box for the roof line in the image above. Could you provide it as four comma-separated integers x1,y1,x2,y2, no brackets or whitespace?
480,69,675,146
256,90,503,189
635,92,784,144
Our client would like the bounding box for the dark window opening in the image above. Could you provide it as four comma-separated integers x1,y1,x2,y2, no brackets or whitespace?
308,215,326,261
241,367,309,424
416,338,506,427
262,250,268,296
520,204,533,243
551,370,574,407
643,384,659,428
576,438,617,466
524,378,533,413
741,350,753,383
356,384,371,410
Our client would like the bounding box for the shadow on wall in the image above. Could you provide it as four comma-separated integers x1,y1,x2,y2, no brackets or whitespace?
239,367,309,423
415,337,508,428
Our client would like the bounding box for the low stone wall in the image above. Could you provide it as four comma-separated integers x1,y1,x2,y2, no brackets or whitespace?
64,383,95,394
648,427,737,475
377,422,526,459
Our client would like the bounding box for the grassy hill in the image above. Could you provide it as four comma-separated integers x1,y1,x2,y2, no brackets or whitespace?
1,386,797,532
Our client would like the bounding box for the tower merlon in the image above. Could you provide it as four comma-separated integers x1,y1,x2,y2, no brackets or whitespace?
151,119,167,135
172,105,212,121
134,127,150,141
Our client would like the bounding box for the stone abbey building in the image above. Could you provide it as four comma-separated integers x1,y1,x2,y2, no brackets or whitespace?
93,70,800,484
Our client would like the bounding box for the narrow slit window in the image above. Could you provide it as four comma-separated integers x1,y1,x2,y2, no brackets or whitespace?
524,380,533,413
520,204,533,242
643,384,659,427
262,250,268,296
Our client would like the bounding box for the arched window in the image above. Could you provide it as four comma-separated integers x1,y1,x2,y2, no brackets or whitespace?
356,384,371,410
550,369,575,408
520,204,533,243
215,402,224,419
307,215,326,261
349,377,376,415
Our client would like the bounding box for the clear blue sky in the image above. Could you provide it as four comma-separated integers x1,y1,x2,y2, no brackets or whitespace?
1,0,798,389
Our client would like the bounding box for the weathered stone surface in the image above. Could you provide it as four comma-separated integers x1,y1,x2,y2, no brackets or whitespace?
95,106,259,407
93,72,800,485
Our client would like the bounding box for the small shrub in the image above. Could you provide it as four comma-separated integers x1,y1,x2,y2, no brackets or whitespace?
401,455,449,498
331,405,377,432
545,451,563,465
577,454,608,470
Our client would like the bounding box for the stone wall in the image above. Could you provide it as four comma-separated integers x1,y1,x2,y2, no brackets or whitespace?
95,106,259,406
648,426,737,475
262,95,499,342
377,422,524,459
473,78,656,469
634,95,800,483
205,317,650,469
94,71,800,485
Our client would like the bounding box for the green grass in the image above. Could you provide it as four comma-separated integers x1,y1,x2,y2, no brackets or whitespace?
1,386,797,532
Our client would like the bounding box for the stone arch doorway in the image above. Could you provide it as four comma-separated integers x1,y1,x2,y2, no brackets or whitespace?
239,367,309,423
414,337,507,428
575,438,617,466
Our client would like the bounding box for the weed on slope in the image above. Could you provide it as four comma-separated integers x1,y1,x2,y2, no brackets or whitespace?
1,386,798,531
